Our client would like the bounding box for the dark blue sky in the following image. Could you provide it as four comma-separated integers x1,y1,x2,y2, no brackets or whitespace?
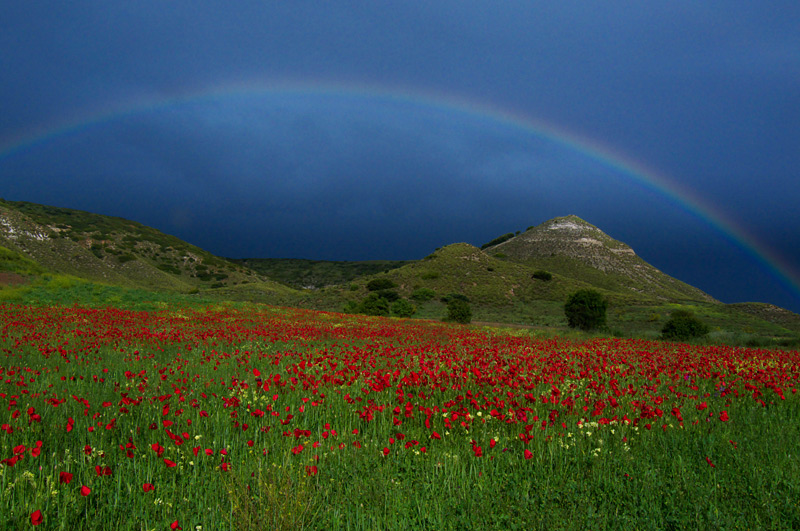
1,2,799,312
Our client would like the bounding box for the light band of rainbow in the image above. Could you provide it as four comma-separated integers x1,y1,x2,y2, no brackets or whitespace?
1,80,798,301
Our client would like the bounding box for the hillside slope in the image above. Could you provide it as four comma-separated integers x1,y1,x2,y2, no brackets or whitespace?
485,215,717,303
332,242,606,310
0,199,291,297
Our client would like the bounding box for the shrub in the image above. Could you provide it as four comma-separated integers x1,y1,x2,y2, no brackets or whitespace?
410,288,435,302
441,293,470,304
532,270,552,281
366,278,396,291
445,298,472,324
376,290,400,302
564,289,608,330
391,299,416,318
357,293,390,317
420,271,440,280
660,310,709,341
480,233,515,250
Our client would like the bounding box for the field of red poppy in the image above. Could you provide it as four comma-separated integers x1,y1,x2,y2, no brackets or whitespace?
1,302,799,530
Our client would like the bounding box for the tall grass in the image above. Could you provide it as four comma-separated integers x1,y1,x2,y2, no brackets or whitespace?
0,303,798,529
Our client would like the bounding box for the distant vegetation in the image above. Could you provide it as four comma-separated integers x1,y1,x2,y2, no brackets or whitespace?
410,288,436,302
230,258,414,289
2,199,800,348
480,232,515,250
565,289,608,331
532,270,552,281
366,278,397,291
445,297,472,324
661,310,710,341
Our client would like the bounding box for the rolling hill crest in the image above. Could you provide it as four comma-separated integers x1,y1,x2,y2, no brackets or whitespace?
0,199,277,294
482,215,717,303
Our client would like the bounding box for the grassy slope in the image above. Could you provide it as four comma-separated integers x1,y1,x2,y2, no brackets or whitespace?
0,199,293,299
1,200,797,346
304,243,800,346
486,216,716,303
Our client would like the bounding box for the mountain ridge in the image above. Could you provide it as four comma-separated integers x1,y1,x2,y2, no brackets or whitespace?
1,199,798,344
484,215,717,303
0,199,290,296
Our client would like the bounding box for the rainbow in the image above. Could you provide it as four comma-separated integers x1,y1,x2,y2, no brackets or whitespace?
1,79,798,299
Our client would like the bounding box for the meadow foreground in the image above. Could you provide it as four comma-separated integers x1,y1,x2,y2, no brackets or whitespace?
1,303,798,529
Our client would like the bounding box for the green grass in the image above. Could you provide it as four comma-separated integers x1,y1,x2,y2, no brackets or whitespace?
0,199,266,293
0,302,798,529
0,274,211,311
0,245,46,276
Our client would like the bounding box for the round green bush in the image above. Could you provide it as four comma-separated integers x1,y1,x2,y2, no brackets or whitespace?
410,288,435,302
660,310,709,341
357,293,390,317
445,298,472,324
366,278,397,291
564,289,608,330
391,299,416,318
532,270,552,281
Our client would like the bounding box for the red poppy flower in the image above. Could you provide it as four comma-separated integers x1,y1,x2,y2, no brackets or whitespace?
143,483,155,492
59,471,73,484
382,447,390,457
705,456,716,468
524,449,533,460
170,521,182,530
164,458,177,467
719,411,729,422
31,510,43,526
80,485,91,496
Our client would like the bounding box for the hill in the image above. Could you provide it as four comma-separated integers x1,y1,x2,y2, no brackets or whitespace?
484,215,717,303
0,199,292,298
1,199,797,346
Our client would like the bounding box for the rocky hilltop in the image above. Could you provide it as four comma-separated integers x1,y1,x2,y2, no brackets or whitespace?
485,215,717,302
